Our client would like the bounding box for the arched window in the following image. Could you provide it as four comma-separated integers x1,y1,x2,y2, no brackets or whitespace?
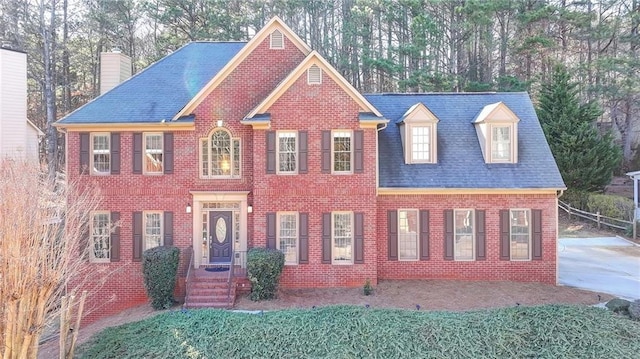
201,129,240,178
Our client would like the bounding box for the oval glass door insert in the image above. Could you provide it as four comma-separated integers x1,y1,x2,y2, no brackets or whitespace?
215,218,227,243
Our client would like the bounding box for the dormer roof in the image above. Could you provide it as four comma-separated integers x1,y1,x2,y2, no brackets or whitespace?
398,103,439,124
472,101,520,124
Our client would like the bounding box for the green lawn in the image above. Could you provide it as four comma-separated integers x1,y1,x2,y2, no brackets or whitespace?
78,305,640,359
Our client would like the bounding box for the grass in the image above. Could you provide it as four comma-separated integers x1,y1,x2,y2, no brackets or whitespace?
77,305,640,359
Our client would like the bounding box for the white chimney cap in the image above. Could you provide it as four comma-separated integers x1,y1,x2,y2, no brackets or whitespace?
111,47,122,53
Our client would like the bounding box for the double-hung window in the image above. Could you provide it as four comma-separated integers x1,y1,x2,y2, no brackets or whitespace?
91,133,110,174
332,212,353,264
144,212,163,250
411,126,432,163
454,209,474,261
491,125,512,162
144,133,163,174
277,212,298,264
90,212,110,262
398,210,419,260
510,209,531,260
332,131,352,173
277,132,297,174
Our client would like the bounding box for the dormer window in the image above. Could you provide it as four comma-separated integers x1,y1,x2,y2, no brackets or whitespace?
270,29,284,49
473,102,519,164
398,103,439,164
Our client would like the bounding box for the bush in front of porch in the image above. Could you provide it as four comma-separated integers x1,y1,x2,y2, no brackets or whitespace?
246,248,285,301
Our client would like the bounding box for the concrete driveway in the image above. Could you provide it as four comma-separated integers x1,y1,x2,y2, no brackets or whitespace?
558,237,640,300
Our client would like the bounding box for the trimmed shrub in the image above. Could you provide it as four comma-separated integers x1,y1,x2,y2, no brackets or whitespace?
142,246,180,310
605,298,631,314
562,189,590,210
247,247,285,301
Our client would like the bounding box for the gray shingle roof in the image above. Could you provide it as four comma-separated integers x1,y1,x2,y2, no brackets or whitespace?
57,42,246,124
365,93,566,189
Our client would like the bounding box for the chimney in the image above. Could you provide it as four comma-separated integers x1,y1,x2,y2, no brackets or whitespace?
100,48,132,95
0,46,28,159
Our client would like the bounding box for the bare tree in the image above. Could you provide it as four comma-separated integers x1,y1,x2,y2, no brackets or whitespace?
0,160,101,359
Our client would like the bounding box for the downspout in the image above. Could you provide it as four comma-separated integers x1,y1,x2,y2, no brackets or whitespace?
375,121,388,196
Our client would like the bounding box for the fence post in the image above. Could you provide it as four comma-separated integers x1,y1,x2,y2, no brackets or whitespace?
596,211,601,229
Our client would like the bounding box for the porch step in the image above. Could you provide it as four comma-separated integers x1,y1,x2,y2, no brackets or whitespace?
185,268,238,309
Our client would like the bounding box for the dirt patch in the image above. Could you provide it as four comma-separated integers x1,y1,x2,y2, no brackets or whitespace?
559,212,626,238
235,280,613,312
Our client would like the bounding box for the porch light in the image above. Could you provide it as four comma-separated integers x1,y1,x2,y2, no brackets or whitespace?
216,119,224,127
247,205,253,214
186,203,192,213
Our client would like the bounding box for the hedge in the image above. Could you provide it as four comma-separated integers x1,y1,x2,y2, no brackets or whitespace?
142,246,180,310
563,189,634,221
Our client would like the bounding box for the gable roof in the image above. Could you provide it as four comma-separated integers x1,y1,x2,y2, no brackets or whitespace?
366,92,565,190
244,51,383,121
56,42,245,125
172,16,312,121
473,101,520,124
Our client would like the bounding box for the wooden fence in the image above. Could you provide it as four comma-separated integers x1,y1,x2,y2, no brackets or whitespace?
558,200,636,240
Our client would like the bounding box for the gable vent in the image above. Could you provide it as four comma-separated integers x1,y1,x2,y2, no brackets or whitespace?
307,65,322,85
270,30,284,49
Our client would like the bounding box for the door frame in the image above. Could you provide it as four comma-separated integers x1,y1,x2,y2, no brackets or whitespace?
190,191,249,268
209,210,233,263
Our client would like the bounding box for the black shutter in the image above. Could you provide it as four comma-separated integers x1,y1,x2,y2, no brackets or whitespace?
110,133,120,174
499,210,510,260
299,213,309,264
419,210,430,260
321,213,331,263
444,210,454,260
164,211,174,246
110,212,121,262
164,133,174,174
79,132,89,174
266,212,276,249
476,210,486,260
532,209,543,260
133,212,143,261
133,133,143,174
387,210,398,261
298,131,308,174
266,131,276,174
321,130,331,173
354,130,364,173
81,215,90,259
354,212,364,264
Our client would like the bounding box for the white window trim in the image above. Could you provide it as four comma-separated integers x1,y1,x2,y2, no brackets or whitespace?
90,132,110,176
407,124,437,164
143,132,163,175
398,209,419,261
143,211,164,250
453,209,475,261
510,208,532,261
332,211,354,265
276,131,298,175
331,130,353,175
199,129,242,179
307,65,322,85
489,124,515,163
89,211,110,263
270,29,284,49
276,212,299,265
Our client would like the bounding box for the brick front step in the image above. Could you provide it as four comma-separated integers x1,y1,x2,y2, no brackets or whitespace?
187,294,234,304
184,301,234,309
188,288,230,296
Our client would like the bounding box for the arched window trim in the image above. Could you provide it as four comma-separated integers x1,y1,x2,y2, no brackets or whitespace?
200,128,241,179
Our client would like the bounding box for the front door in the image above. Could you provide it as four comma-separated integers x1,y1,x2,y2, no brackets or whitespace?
209,211,232,263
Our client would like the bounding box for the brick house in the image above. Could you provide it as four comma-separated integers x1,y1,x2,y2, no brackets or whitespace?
55,17,565,323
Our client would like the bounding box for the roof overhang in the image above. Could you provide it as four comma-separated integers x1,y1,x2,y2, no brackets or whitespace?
626,170,640,179
53,121,195,132
377,187,565,195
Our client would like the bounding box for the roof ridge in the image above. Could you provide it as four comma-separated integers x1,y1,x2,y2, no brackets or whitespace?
364,92,528,96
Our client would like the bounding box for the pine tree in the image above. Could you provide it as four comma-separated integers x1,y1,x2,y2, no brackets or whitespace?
536,65,622,192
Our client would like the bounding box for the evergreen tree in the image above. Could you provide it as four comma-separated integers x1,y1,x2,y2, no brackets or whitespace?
536,65,622,192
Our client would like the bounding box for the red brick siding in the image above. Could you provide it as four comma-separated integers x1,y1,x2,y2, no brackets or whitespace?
66,34,306,324
251,68,378,287
377,194,558,284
